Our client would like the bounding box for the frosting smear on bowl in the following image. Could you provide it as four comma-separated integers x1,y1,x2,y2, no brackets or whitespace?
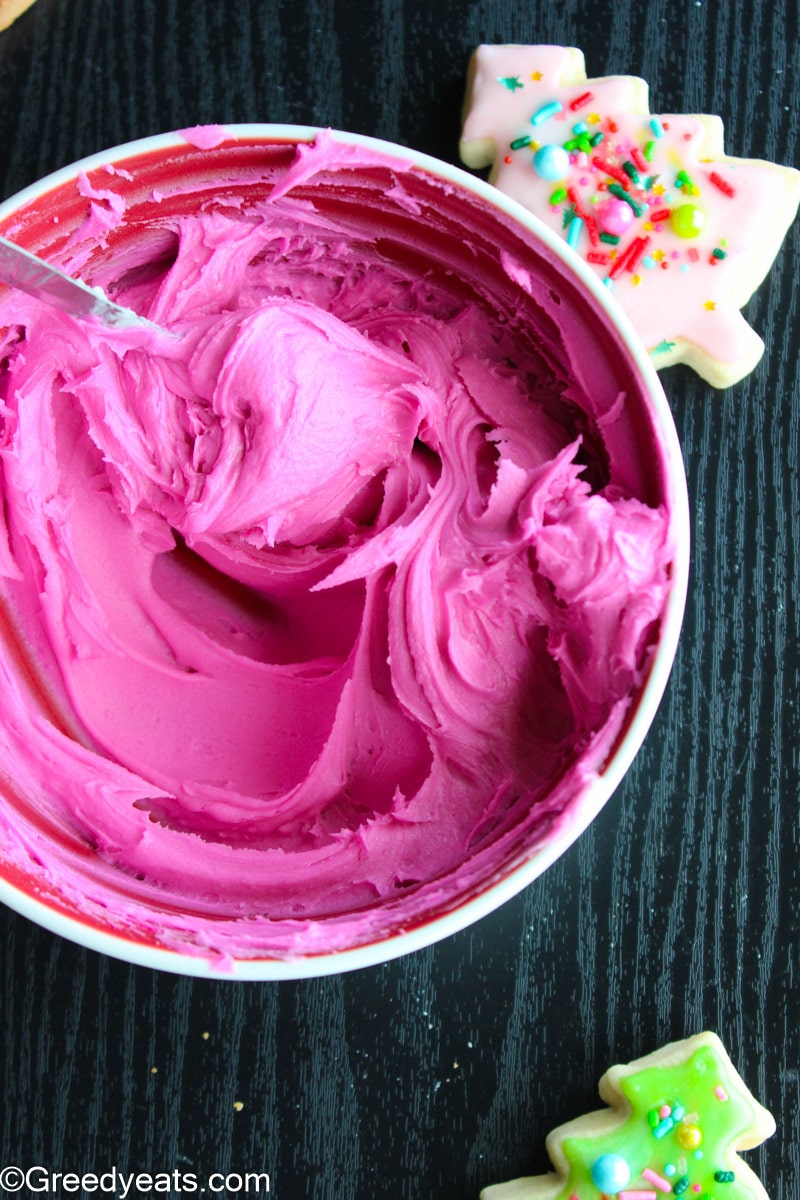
0,132,678,962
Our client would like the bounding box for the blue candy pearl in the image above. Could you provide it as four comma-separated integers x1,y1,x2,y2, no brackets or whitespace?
591,1154,631,1194
533,144,570,181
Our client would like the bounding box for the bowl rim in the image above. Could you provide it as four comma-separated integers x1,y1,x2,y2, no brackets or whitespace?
0,124,691,979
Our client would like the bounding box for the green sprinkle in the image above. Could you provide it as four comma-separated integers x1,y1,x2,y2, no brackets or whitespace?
673,1177,690,1195
510,135,532,150
648,1109,660,1128
623,160,641,184
599,232,620,245
714,1172,735,1184
590,131,605,146
549,186,567,205
644,140,656,161
712,247,727,259
498,75,524,92
563,137,580,151
607,182,643,216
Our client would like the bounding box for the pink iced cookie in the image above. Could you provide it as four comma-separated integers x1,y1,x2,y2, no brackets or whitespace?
460,45,800,387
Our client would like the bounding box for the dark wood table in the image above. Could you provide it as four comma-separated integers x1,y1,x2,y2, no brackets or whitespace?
0,1,796,1197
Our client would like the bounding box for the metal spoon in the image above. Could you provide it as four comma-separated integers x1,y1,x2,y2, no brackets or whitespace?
0,234,166,332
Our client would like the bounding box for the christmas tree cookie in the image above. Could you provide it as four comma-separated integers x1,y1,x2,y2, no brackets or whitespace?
481,1032,775,1200
460,45,800,388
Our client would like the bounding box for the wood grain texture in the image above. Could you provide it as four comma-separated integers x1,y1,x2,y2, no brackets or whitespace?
0,0,797,1198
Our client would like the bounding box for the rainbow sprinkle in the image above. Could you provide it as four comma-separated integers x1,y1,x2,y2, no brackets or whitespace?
531,100,563,125
495,92,733,305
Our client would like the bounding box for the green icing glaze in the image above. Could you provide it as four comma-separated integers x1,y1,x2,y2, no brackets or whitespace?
555,1046,760,1200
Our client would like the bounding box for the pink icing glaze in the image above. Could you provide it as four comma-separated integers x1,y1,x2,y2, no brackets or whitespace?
0,131,679,962
461,45,800,377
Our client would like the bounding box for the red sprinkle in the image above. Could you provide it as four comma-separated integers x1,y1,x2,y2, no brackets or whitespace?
709,170,736,197
587,250,609,265
648,207,672,223
630,146,648,172
609,235,651,280
565,189,599,248
609,242,636,279
591,155,631,189
688,247,700,262
625,234,651,273
570,91,594,111
566,185,586,215
504,155,513,164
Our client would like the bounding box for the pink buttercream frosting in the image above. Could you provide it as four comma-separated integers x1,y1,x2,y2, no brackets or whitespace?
0,132,678,962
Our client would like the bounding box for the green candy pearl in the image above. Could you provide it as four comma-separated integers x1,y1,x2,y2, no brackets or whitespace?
670,203,706,238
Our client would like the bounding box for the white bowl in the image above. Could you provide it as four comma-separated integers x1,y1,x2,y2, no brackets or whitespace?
0,126,689,978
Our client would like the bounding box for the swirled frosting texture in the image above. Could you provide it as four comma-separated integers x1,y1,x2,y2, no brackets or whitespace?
0,133,677,962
